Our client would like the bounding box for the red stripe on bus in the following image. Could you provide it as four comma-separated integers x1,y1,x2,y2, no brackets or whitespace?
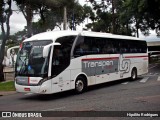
28,77,30,85
82,57,119,61
143,58,148,60
82,55,148,61
124,56,148,58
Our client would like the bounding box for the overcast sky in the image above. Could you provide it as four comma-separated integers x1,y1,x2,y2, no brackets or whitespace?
1,0,160,42
8,0,87,35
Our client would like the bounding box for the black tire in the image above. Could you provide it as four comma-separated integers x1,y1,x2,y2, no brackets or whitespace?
131,68,137,80
75,77,87,94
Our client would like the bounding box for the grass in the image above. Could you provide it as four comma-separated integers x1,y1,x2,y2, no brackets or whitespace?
0,81,15,91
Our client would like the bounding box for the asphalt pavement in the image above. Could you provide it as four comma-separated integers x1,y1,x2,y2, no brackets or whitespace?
0,63,160,120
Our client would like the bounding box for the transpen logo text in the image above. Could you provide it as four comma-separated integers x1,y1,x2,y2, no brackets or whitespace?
83,61,113,68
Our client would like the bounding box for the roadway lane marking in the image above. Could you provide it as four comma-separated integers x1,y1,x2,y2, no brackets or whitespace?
157,76,160,81
143,73,159,77
139,77,149,83
0,117,9,120
149,65,158,70
149,73,154,75
41,106,66,111
25,93,34,95
121,82,129,85
143,75,155,77
155,73,159,75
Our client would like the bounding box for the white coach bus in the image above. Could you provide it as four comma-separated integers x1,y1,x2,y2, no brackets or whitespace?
15,31,148,94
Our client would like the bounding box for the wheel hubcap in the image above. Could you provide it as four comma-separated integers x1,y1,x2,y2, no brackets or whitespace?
132,71,136,79
76,80,84,92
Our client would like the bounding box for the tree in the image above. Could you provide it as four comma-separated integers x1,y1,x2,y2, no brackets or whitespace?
32,0,63,32
37,0,83,31
143,0,160,36
14,0,34,38
120,0,144,37
86,0,112,32
31,0,88,33
0,0,12,81
68,3,93,30
32,0,66,33
120,0,160,37
15,0,79,35
87,0,132,35
8,28,27,46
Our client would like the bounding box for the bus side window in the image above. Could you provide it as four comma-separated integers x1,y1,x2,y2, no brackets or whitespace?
74,45,85,57
73,36,85,57
92,46,100,54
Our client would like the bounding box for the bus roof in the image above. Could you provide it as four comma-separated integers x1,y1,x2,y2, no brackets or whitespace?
24,30,79,42
81,31,144,41
24,30,145,43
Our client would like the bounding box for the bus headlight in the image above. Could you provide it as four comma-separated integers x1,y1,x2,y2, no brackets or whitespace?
38,77,51,85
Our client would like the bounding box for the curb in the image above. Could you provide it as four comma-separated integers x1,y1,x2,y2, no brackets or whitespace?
0,91,17,96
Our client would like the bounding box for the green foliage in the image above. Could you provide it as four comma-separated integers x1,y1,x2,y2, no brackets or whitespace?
6,0,160,38
31,0,89,33
144,0,160,35
86,0,132,35
68,3,92,30
87,0,160,37
36,2,65,32
14,0,85,34
120,0,160,37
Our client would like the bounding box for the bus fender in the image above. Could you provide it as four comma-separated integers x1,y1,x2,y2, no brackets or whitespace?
70,72,88,89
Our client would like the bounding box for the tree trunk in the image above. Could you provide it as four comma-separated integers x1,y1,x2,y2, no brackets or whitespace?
136,27,139,38
0,64,4,81
0,36,6,82
40,7,45,24
0,0,12,81
63,6,67,30
26,4,33,37
19,3,33,37
135,18,139,38
27,20,32,37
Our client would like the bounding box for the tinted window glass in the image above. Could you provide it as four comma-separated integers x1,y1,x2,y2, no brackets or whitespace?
73,36,147,57
15,40,52,78
51,36,76,77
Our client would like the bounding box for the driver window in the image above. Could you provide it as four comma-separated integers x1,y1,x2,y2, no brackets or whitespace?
51,36,76,77
52,46,63,65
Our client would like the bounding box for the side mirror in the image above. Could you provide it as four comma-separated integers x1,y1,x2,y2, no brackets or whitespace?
43,44,51,58
43,42,61,58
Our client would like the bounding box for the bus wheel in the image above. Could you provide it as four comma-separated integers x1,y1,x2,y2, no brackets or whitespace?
131,68,137,80
75,77,86,94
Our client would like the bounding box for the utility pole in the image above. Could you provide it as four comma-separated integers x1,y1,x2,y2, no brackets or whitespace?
63,6,67,30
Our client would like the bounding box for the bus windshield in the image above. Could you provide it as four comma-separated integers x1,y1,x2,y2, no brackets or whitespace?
15,40,52,78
